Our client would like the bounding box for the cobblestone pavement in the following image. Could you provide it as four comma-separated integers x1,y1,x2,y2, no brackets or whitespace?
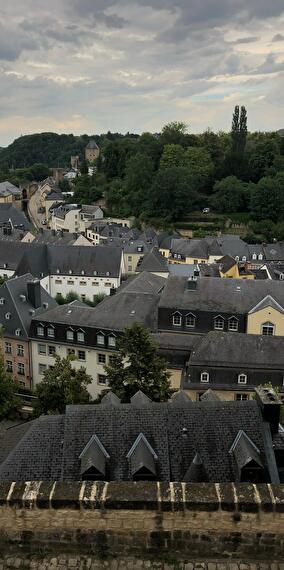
0,559,283,569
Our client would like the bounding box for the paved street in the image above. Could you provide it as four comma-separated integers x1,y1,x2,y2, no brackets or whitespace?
28,184,46,229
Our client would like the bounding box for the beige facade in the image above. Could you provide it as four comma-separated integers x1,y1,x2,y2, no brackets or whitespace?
247,306,284,336
1,337,31,388
185,388,252,402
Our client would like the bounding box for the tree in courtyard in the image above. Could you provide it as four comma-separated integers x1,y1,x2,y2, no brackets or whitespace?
0,356,20,420
104,322,172,402
33,355,92,416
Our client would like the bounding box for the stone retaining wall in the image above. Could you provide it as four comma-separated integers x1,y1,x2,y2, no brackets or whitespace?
0,481,283,561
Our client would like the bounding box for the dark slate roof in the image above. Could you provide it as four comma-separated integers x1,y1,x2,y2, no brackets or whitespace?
32,230,77,246
0,204,31,230
215,236,249,259
0,241,35,271
45,189,64,201
229,430,264,481
86,139,99,150
0,181,21,197
0,227,27,242
0,274,57,340
118,272,166,295
183,453,209,482
199,263,220,278
136,248,169,274
189,331,284,369
168,264,200,278
218,255,236,273
171,238,210,259
265,262,284,280
263,243,284,262
0,395,275,483
159,276,284,314
200,389,220,402
52,204,79,220
152,332,201,352
16,244,122,278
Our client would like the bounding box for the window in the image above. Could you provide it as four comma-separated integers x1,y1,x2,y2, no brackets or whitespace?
56,269,60,274
37,326,44,337
17,345,24,357
0,298,4,305
81,270,85,275
238,373,247,384
93,282,99,287
242,256,246,262
258,254,263,260
262,322,275,336
128,256,132,261
214,316,224,330
105,282,112,287
185,313,196,328
128,266,132,272
69,270,73,275
6,361,13,373
5,313,11,320
235,256,239,262
77,331,85,343
67,348,75,356
228,317,238,332
108,336,116,348
78,350,86,361
109,355,116,365
66,329,74,341
235,393,249,401
98,353,106,364
5,342,11,354
81,294,86,301
98,374,107,385
200,371,209,383
172,313,182,327
48,346,56,356
17,363,25,376
55,279,62,284
39,363,47,375
97,334,105,346
47,327,55,338
15,329,21,337
79,281,87,286
38,344,46,355
67,280,74,285
252,253,257,261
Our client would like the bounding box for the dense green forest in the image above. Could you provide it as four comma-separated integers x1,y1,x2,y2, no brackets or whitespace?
1,108,284,242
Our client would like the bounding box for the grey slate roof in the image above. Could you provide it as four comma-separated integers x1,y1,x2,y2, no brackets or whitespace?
0,181,21,197
86,140,99,150
0,394,275,483
159,276,284,314
183,453,209,483
168,264,200,278
32,230,78,246
189,331,284,369
263,243,284,262
16,244,122,278
136,248,169,274
0,274,57,340
0,204,31,230
0,242,39,272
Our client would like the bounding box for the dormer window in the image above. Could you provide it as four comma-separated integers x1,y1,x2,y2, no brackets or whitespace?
235,256,239,262
106,271,110,277
80,435,110,481
127,433,157,481
3,263,7,269
81,270,85,275
228,316,238,332
200,371,209,383
0,298,4,305
56,269,60,274
185,313,196,328
5,313,11,320
258,254,263,260
15,329,21,337
238,374,247,384
108,335,116,348
172,312,182,327
214,315,224,330
252,254,257,261
69,270,73,275
242,256,246,262
47,326,55,338
97,333,105,346
66,329,74,341
37,325,44,337
77,330,85,343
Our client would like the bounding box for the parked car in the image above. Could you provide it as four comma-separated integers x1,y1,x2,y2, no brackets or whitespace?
202,208,210,214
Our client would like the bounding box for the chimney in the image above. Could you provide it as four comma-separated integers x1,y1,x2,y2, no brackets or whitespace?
255,386,282,434
27,280,42,309
187,278,197,291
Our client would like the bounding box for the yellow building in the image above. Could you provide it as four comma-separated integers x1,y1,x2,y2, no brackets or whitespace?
219,255,255,280
247,295,284,336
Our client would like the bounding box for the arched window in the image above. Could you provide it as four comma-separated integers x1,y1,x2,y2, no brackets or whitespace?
242,256,246,262
200,371,209,383
262,322,275,336
228,317,238,332
252,253,257,261
258,254,263,260
238,373,247,384
214,315,224,330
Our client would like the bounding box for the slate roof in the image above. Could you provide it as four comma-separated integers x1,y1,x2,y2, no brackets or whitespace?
263,243,284,262
189,331,284,369
218,255,237,273
168,264,200,278
0,204,31,230
45,189,64,201
159,276,284,314
249,295,284,315
171,238,210,259
86,140,99,150
0,181,21,197
215,236,250,259
32,230,78,246
16,244,122,278
52,204,79,220
136,248,169,274
0,273,57,340
0,394,276,483
0,241,35,272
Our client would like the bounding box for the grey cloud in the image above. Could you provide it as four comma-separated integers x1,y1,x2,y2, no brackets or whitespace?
232,36,259,45
256,53,284,75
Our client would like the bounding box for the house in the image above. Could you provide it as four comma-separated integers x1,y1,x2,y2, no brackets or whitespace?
0,274,56,388
29,272,166,397
44,189,64,221
0,386,282,483
64,169,78,181
0,181,22,206
15,244,124,299
102,237,151,274
85,140,100,162
158,276,284,336
199,255,255,280
183,331,284,402
153,332,201,390
23,228,91,246
0,204,31,231
136,247,169,277
50,204,103,233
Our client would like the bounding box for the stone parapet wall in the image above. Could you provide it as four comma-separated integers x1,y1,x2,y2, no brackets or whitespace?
0,481,284,561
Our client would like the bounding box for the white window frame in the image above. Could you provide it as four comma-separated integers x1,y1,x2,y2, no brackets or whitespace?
47,326,55,338
172,312,182,327
261,322,275,336
97,333,105,346
66,329,74,341
200,371,210,383
238,373,247,384
185,313,196,328
108,335,116,348
38,344,46,355
38,363,47,375
214,316,224,330
17,363,25,376
37,326,45,337
77,331,85,343
228,317,238,332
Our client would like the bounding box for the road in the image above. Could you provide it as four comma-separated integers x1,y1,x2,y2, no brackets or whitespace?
28,185,47,230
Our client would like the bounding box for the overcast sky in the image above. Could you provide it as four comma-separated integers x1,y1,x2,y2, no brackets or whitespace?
0,0,284,145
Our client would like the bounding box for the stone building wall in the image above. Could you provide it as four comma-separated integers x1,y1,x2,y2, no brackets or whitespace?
0,481,284,565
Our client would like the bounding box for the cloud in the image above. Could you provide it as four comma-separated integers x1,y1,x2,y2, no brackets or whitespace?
0,0,283,145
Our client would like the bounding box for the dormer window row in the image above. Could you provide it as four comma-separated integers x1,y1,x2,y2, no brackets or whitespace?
66,328,85,343
36,324,55,338
97,331,116,348
172,312,196,328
